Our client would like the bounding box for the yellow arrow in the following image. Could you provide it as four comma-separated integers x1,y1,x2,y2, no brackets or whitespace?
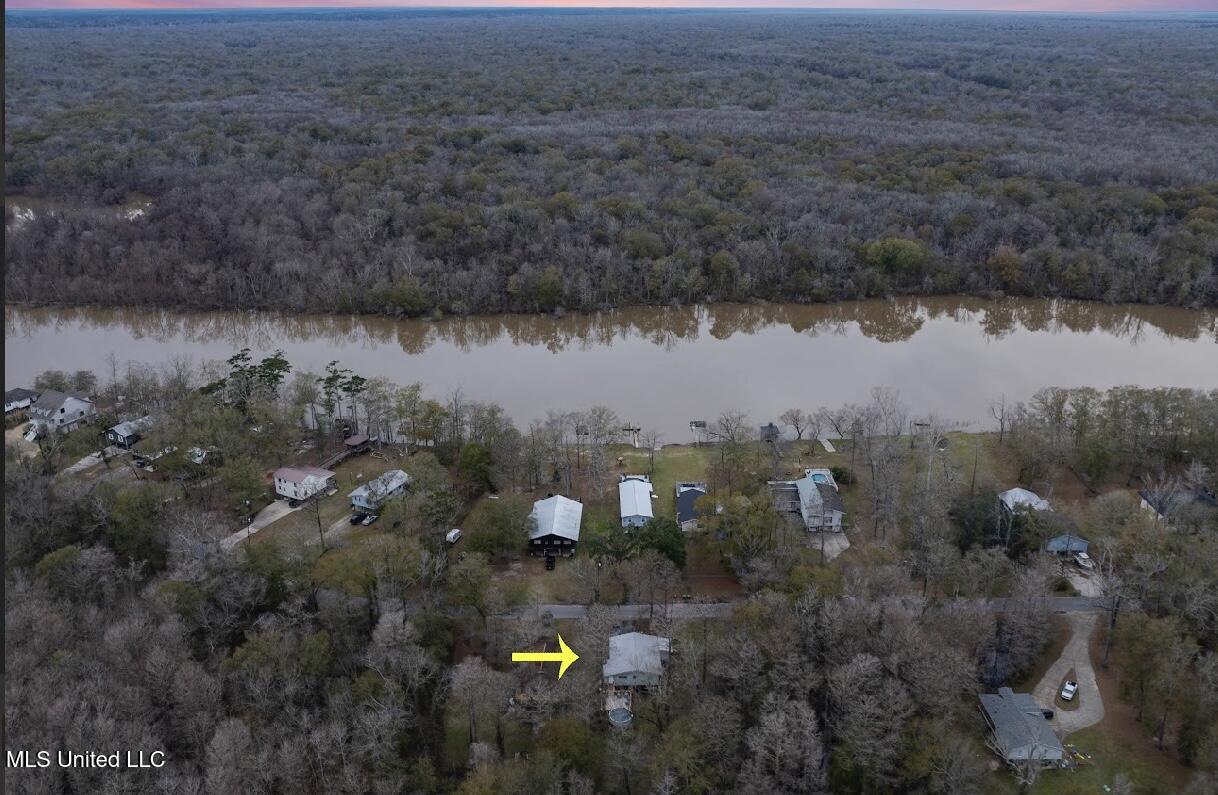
512,634,580,679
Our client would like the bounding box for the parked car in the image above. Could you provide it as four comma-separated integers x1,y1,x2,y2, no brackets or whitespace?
360,514,379,526
288,499,300,508
1060,681,1078,701
1074,552,1095,570
445,528,462,544
349,514,364,525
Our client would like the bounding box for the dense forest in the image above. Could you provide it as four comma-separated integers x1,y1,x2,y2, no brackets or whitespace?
5,10,1218,315
6,343,1218,792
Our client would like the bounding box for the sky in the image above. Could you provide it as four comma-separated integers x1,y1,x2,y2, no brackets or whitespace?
6,0,1218,10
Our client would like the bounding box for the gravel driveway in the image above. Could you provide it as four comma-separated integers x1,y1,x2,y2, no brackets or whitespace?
1033,612,1105,735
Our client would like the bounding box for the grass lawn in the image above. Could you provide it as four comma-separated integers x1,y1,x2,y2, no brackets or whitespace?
612,443,712,518
1030,723,1192,795
1016,620,1194,795
252,451,409,546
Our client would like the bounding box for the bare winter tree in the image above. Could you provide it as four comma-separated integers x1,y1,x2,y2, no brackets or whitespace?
737,693,828,794
780,408,810,441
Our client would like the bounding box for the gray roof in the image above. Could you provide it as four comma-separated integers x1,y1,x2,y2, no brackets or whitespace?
980,688,1064,762
531,495,583,542
619,476,654,520
1045,534,1089,554
275,466,336,484
349,469,410,504
31,389,87,413
5,388,38,403
676,483,707,524
109,415,154,438
815,482,845,513
999,488,1050,512
1139,488,1218,516
603,632,670,679
794,476,845,522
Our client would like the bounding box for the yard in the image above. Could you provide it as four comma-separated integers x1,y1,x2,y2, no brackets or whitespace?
982,615,1195,795
250,451,410,547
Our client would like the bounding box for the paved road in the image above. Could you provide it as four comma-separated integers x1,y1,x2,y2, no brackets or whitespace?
1033,612,1105,734
524,596,1111,621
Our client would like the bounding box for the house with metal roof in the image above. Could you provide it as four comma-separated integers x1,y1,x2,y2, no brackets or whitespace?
619,475,654,529
980,687,1064,765
349,469,410,513
603,632,671,688
1045,533,1089,555
999,487,1051,513
106,415,154,449
675,482,707,530
530,494,583,557
274,466,337,501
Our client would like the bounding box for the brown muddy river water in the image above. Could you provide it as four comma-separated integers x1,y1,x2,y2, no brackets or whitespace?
6,298,1216,439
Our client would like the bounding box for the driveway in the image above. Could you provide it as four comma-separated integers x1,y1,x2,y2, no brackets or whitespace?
221,500,302,549
5,424,40,460
1033,612,1104,735
1066,569,1102,597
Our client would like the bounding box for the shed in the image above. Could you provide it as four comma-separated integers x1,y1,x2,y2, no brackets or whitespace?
619,475,654,529
344,434,371,453
530,495,583,557
980,687,1064,765
760,422,781,443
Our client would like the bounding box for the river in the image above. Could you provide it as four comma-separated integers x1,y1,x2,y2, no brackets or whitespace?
5,298,1216,439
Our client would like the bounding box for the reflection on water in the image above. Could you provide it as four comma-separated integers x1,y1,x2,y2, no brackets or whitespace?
7,298,1217,354
6,298,1216,437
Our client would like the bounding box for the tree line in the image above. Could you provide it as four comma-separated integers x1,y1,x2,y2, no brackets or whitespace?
6,11,1218,317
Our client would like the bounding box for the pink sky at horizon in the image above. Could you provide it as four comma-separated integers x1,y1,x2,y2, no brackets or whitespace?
7,0,1218,10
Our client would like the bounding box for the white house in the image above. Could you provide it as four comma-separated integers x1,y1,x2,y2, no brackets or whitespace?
603,632,671,688
529,494,583,557
106,416,154,449
273,466,337,501
350,469,410,513
28,390,96,435
619,475,654,528
5,388,38,414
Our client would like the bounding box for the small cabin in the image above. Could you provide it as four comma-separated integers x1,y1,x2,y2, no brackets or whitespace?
106,416,154,449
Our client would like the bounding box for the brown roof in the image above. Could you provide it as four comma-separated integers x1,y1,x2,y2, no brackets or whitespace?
273,466,335,483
